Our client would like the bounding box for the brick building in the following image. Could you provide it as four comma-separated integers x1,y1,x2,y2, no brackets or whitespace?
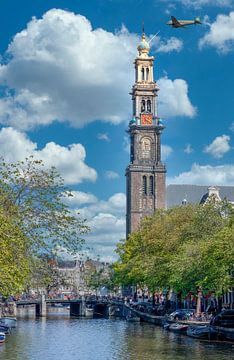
126,32,166,236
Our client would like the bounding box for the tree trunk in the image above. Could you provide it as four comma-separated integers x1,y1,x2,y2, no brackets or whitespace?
196,287,203,316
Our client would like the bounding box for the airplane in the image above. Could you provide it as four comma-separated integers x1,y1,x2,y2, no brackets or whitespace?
167,16,202,28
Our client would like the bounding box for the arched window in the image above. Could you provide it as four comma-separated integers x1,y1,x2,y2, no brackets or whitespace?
141,67,145,81
149,176,154,195
143,176,147,195
141,100,145,112
146,67,149,81
147,100,151,112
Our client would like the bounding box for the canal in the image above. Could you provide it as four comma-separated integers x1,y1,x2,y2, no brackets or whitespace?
0,317,233,360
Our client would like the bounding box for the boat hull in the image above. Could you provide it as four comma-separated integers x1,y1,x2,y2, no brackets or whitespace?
0,332,6,343
169,323,188,333
187,326,216,340
0,318,17,328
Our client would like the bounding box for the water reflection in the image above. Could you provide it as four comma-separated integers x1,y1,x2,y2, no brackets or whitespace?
0,318,233,360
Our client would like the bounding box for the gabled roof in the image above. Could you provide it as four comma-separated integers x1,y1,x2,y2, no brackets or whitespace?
166,184,234,208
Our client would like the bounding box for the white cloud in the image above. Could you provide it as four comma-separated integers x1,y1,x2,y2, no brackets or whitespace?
162,0,233,8
0,9,195,130
64,191,98,207
199,11,234,53
75,193,126,262
158,77,196,118
105,170,119,179
184,144,194,154
184,0,232,7
204,134,231,158
157,37,183,53
0,9,137,130
77,192,126,219
162,145,173,160
97,133,110,142
123,135,130,153
0,127,97,185
168,163,234,185
150,33,183,53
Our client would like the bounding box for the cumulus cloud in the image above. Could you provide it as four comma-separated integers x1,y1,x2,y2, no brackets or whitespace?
104,170,119,179
150,33,183,53
184,144,194,154
168,163,234,185
162,145,173,160
97,133,110,142
158,77,196,118
199,11,234,53
184,0,233,7
161,0,233,8
74,193,126,262
157,37,183,53
0,9,195,130
0,127,97,185
204,134,231,158
64,191,98,207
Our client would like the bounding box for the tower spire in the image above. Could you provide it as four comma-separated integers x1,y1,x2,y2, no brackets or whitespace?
126,36,166,236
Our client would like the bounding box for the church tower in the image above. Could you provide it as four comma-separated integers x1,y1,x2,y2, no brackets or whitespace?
126,32,166,236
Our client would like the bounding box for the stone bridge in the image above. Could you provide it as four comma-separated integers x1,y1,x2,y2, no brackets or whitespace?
11,297,126,318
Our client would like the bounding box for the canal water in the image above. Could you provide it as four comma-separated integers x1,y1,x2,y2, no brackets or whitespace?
0,317,233,360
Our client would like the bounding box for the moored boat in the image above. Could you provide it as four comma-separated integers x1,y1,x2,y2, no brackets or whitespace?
0,332,6,344
169,323,188,333
126,314,140,322
0,317,17,328
0,325,10,334
211,326,234,341
187,325,216,340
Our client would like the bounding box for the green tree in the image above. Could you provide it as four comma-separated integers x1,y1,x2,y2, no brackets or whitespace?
0,202,30,296
0,157,89,294
0,157,88,256
113,202,233,298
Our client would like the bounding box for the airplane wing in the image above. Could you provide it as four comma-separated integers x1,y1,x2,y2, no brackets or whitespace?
171,16,182,27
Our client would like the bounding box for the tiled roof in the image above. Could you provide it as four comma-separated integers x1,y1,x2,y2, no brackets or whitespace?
166,184,234,208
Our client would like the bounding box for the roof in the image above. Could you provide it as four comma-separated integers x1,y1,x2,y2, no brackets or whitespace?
166,184,234,208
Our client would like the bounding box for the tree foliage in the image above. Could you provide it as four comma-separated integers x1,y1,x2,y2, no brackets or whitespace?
113,202,234,297
0,157,89,295
0,199,30,296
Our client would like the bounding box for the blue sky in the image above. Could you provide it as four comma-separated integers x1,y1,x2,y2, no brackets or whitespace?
0,0,233,261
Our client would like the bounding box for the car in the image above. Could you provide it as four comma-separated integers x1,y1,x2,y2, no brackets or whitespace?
169,309,195,321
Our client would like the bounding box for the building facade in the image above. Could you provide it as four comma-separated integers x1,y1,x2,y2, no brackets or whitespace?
166,184,234,208
126,33,166,236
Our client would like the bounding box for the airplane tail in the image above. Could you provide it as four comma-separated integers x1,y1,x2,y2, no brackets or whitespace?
194,17,202,24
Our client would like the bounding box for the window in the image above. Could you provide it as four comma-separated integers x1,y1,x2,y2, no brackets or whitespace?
143,176,147,195
147,100,151,112
149,176,154,195
146,67,149,81
141,99,145,112
141,67,145,81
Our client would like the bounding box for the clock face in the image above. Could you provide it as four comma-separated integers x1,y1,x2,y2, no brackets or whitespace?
141,114,152,125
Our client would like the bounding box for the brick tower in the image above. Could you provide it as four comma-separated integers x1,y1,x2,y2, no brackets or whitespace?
126,32,166,236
